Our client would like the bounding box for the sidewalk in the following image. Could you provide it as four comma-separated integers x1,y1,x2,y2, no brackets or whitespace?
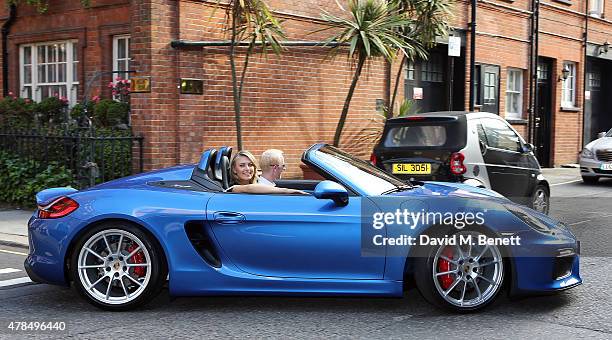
0,167,583,249
0,208,33,248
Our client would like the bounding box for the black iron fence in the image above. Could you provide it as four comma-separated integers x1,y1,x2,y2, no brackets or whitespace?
0,128,144,188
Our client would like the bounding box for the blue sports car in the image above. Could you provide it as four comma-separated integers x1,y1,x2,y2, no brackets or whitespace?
25,144,581,312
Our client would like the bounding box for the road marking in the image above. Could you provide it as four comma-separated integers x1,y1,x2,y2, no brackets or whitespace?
0,277,32,288
551,179,582,186
569,220,591,226
0,268,21,274
0,249,28,256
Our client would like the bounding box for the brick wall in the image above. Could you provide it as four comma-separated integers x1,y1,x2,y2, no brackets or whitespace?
2,0,612,174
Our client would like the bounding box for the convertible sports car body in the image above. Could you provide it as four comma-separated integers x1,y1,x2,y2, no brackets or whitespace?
25,144,581,311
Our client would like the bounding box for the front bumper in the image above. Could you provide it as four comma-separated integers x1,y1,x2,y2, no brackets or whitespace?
580,157,612,178
509,230,582,294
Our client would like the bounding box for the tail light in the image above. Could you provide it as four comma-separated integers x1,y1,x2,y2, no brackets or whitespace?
370,152,379,167
38,196,79,219
450,152,466,175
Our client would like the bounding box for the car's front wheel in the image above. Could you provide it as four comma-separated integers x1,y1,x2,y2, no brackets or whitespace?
414,230,505,312
70,222,167,311
582,176,599,184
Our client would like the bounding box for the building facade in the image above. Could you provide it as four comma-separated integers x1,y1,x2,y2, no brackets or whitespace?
0,0,611,176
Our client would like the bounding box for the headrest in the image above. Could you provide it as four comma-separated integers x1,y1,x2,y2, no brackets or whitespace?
214,146,232,181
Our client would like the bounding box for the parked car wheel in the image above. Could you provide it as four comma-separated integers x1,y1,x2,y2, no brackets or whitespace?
530,185,550,214
70,222,167,311
582,176,599,184
414,229,505,312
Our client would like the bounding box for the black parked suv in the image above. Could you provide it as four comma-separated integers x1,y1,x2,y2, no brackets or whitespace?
371,111,550,214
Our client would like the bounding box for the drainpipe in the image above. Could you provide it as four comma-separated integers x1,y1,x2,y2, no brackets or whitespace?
582,0,589,147
527,0,536,144
1,4,16,97
531,0,540,145
170,40,348,48
468,0,477,111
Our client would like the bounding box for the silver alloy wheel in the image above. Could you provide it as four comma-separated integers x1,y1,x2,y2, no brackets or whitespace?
532,188,549,213
76,229,152,305
432,231,504,308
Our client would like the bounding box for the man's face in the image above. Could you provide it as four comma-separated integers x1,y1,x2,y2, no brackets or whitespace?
273,156,286,180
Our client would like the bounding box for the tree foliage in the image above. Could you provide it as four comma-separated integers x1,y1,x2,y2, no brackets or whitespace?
223,0,286,150
318,0,451,146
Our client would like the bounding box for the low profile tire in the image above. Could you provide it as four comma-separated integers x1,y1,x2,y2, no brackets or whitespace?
414,229,505,312
530,185,550,215
582,176,599,184
70,222,167,311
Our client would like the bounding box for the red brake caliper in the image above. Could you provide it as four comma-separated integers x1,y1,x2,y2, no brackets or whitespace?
437,247,454,290
126,244,146,277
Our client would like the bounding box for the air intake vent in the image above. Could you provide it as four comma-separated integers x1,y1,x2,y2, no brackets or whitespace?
184,221,222,268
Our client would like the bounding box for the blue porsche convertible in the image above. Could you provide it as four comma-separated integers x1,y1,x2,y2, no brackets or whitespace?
25,144,581,311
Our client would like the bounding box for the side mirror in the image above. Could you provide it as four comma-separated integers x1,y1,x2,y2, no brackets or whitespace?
521,143,535,154
314,181,349,206
597,132,606,139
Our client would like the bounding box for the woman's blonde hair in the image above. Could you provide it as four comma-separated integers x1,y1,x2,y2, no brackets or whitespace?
230,150,259,185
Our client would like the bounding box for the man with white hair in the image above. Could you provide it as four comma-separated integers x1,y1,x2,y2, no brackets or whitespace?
259,149,286,186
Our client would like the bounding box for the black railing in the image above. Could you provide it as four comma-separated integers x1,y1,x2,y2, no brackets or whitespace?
0,128,144,188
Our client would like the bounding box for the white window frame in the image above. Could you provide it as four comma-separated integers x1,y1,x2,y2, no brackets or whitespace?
590,0,604,17
19,40,79,105
112,35,131,82
561,62,576,108
505,68,523,120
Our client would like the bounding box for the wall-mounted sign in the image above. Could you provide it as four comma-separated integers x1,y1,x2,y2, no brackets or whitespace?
448,36,461,57
130,77,151,93
585,90,591,100
180,78,204,95
413,87,423,100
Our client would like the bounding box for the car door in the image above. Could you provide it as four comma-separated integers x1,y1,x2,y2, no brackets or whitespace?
479,118,533,200
206,192,385,280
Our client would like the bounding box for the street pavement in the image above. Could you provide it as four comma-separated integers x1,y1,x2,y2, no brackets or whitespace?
0,168,611,338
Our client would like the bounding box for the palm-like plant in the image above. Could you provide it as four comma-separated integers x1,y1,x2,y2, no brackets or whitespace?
225,0,285,150
319,0,427,147
388,0,451,115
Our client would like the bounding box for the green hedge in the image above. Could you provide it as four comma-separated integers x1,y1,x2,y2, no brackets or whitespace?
0,151,74,207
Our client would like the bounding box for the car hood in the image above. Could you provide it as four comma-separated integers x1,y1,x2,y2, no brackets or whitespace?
586,137,612,150
389,181,507,200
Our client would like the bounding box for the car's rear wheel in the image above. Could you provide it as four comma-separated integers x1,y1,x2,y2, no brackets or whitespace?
531,185,550,214
414,230,505,312
70,222,166,311
582,176,599,184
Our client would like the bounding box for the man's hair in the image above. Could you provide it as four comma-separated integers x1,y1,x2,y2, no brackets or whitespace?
260,149,284,172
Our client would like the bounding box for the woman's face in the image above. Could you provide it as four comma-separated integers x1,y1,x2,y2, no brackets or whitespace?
232,155,255,185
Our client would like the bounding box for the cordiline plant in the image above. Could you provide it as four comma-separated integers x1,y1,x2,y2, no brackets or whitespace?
224,0,286,150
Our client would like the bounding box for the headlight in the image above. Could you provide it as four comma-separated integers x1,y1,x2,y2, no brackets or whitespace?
581,148,594,159
505,204,552,234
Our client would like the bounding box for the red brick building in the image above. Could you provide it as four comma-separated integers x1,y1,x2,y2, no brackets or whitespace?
1,0,611,176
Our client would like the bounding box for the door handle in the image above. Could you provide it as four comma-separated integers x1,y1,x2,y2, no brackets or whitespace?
213,212,246,224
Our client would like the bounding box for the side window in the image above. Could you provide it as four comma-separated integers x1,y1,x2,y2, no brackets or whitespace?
482,119,521,152
477,123,488,145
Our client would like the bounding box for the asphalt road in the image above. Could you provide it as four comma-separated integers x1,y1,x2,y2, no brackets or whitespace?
0,180,611,339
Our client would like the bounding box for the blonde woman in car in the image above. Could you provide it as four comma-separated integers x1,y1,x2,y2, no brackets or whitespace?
228,150,306,195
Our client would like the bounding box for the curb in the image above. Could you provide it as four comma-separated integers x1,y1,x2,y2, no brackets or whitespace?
0,239,28,250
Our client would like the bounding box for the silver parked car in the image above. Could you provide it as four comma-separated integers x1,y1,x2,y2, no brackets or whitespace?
580,128,612,183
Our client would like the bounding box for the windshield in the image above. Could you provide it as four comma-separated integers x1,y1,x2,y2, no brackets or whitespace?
382,119,466,149
312,145,406,196
607,129,612,137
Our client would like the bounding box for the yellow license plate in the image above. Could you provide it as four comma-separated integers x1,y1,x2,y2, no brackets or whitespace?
392,163,431,175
